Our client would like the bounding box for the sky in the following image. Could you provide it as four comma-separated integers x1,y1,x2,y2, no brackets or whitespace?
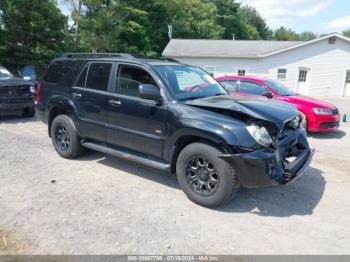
58,0,350,34
239,0,350,34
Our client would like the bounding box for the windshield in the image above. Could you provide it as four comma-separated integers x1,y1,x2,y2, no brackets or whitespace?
264,79,295,96
0,67,14,80
154,65,227,100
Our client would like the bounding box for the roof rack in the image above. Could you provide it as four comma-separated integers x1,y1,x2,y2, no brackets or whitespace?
61,53,135,59
131,54,179,63
61,53,179,63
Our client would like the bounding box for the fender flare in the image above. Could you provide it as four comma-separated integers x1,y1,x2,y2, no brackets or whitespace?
47,95,81,136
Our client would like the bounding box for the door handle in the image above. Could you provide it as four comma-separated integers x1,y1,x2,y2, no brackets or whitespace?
108,99,121,106
72,93,82,99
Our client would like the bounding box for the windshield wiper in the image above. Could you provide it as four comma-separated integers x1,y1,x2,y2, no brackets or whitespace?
178,96,207,101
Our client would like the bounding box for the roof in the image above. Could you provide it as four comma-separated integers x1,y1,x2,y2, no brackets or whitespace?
162,33,350,59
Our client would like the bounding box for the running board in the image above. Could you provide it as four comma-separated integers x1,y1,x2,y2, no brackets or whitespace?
81,141,170,171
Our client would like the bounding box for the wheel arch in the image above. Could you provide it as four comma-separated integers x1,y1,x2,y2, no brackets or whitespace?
47,97,80,137
169,132,233,174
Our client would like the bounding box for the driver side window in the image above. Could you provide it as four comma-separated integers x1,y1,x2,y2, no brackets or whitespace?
239,81,268,96
116,65,157,97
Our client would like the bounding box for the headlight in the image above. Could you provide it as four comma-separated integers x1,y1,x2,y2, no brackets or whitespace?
313,108,333,115
288,115,301,129
246,124,273,147
29,86,36,93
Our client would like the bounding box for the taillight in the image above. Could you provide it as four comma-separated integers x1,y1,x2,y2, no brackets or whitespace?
35,82,42,103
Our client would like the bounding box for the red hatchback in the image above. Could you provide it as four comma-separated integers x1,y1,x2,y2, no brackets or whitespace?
216,76,340,132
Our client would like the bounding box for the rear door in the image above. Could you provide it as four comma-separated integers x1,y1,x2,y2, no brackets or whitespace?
106,63,168,158
72,62,114,142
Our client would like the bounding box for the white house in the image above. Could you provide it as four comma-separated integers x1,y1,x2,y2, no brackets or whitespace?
162,33,350,97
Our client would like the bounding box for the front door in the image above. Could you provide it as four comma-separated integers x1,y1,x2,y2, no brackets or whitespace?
106,64,168,159
297,68,310,95
72,62,114,142
344,70,350,97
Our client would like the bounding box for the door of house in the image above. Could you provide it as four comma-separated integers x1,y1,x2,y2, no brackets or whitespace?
344,70,350,96
297,67,310,95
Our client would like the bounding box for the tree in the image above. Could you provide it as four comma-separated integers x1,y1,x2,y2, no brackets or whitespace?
61,0,83,46
273,26,301,41
299,31,317,41
0,0,67,73
237,5,272,39
343,29,350,38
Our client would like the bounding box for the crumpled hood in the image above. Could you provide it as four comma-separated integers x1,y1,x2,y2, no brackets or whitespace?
0,78,36,88
185,95,298,130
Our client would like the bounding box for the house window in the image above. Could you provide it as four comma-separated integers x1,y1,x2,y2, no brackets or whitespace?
346,70,350,84
298,69,308,82
237,69,246,76
205,66,215,76
277,68,287,80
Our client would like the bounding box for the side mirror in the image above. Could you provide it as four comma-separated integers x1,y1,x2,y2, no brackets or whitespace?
262,91,274,99
138,84,162,103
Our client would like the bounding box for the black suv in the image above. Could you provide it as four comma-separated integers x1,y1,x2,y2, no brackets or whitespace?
0,65,36,117
36,53,313,208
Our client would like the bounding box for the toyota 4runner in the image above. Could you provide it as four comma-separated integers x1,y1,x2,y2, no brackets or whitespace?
36,53,314,208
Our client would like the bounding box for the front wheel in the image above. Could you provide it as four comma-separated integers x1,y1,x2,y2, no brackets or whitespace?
176,142,240,208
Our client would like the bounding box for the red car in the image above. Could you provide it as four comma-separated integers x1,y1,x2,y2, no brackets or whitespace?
216,76,340,132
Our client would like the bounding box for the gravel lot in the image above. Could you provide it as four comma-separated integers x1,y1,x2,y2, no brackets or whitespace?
1,99,350,255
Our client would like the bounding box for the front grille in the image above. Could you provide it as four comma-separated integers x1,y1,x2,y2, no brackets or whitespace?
319,121,339,128
0,86,31,97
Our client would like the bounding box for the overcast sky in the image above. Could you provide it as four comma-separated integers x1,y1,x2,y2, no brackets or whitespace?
239,0,350,33
58,0,350,34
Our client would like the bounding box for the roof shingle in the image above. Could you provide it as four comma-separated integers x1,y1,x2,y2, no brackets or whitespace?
162,39,304,58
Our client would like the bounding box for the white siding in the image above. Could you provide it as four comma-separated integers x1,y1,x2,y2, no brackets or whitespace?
170,38,350,97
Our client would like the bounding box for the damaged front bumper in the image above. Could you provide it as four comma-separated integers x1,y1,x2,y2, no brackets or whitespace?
220,128,314,188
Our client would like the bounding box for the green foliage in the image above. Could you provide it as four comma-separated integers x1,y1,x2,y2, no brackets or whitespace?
299,31,317,41
0,0,67,73
0,0,324,73
237,5,272,40
343,29,350,38
272,27,317,41
273,26,301,41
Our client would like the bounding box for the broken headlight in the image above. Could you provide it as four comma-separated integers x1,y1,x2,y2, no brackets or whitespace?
246,124,273,147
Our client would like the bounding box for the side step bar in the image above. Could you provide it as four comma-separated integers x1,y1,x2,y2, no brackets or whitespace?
81,141,171,171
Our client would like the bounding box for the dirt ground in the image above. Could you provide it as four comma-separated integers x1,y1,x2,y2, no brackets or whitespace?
0,99,350,255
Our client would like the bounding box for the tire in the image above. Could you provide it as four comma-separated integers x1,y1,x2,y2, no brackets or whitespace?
176,142,240,208
22,107,35,118
50,114,85,159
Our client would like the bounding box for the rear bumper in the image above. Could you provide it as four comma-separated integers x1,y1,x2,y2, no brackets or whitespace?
220,128,313,188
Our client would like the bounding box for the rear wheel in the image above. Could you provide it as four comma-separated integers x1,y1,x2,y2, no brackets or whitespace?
51,115,85,159
22,107,35,118
176,142,240,208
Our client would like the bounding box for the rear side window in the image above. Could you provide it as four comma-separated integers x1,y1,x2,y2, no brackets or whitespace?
85,63,112,91
45,60,78,84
